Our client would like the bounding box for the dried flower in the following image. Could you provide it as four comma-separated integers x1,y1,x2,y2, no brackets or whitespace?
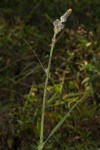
53,8,72,33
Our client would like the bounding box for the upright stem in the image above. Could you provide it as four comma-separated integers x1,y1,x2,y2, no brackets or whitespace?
38,32,57,150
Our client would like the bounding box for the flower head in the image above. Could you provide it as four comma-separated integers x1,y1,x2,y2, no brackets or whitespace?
53,8,72,34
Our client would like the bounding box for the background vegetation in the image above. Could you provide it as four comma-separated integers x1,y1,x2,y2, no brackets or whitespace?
0,0,100,149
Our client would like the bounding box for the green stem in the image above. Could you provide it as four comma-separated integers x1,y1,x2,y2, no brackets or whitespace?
38,32,57,150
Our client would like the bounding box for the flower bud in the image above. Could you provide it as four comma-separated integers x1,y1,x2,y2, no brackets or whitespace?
60,8,72,23
53,8,72,33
